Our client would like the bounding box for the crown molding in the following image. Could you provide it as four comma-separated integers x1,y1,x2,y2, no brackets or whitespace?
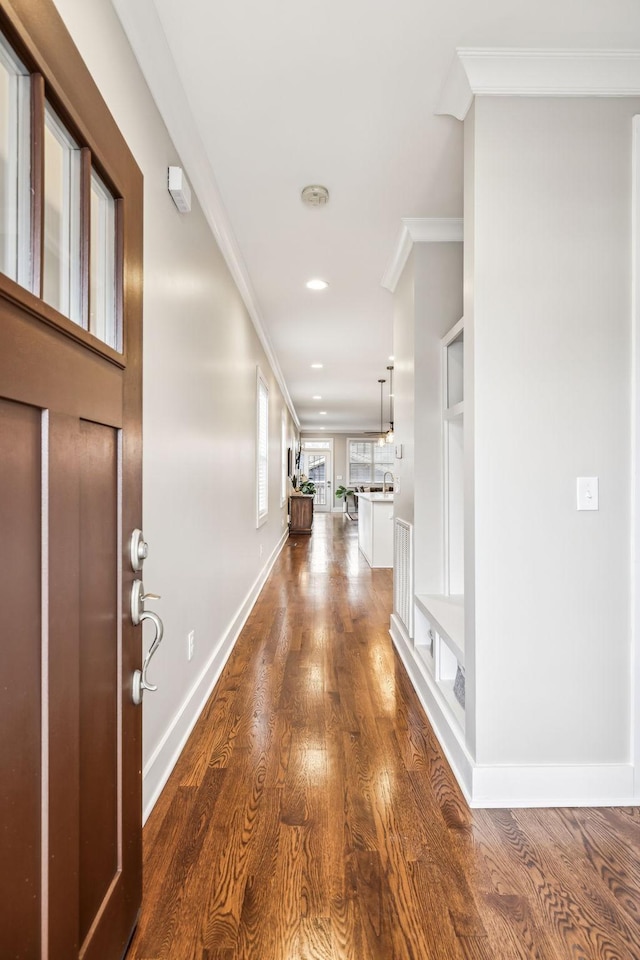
436,48,640,121
111,0,300,429
381,218,463,293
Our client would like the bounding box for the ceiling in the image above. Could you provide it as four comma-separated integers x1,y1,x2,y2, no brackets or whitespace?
115,0,640,434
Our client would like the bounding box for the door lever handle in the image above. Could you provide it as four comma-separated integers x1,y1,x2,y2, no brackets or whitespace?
130,580,161,625
132,610,164,705
130,578,165,705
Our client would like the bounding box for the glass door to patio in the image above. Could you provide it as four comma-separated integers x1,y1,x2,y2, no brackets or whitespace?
301,449,332,512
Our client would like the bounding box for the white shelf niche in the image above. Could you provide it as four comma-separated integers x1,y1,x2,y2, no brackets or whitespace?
414,600,436,673
414,594,465,730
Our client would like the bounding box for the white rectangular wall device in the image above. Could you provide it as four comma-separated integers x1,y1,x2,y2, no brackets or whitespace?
168,165,191,213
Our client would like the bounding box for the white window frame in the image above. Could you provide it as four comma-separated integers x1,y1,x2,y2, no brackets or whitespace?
300,438,333,450
280,409,287,507
256,367,269,527
347,436,394,487
0,34,31,289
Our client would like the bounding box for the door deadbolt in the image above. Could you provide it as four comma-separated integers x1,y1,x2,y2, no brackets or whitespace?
130,528,149,572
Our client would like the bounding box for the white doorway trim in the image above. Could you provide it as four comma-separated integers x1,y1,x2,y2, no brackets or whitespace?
632,114,640,797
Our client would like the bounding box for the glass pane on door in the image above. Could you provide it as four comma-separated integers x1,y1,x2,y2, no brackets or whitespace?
43,104,81,323
90,170,118,349
0,35,31,288
303,451,330,512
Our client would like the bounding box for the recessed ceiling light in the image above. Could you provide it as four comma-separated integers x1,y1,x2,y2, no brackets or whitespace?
306,279,329,291
319,426,326,430
388,355,395,361
319,411,327,415
311,363,323,369
313,395,322,400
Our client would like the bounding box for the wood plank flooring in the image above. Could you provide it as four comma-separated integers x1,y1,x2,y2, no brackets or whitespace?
126,514,640,960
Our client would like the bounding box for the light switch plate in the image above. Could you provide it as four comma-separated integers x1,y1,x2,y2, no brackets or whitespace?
577,477,598,511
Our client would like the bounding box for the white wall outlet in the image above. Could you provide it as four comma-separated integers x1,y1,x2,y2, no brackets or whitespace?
577,477,598,511
187,629,195,661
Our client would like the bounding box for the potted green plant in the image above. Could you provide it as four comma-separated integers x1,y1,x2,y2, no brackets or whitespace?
335,485,357,514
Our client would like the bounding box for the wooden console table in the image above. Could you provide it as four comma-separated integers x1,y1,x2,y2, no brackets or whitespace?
289,494,314,535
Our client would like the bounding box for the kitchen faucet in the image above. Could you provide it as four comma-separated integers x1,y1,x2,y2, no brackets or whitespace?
383,471,394,494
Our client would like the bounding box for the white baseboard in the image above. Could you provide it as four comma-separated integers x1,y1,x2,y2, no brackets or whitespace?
142,529,289,822
390,614,637,808
390,614,475,802
470,761,635,808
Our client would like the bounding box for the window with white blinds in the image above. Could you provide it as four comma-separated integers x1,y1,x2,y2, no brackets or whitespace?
348,438,394,485
256,368,269,526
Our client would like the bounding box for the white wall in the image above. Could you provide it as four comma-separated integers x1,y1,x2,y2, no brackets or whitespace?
390,98,638,804
392,256,415,525
413,242,463,595
470,96,638,767
52,0,297,815
463,103,477,758
392,244,463,588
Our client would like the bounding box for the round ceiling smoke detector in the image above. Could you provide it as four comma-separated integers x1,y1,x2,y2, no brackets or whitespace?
301,184,329,207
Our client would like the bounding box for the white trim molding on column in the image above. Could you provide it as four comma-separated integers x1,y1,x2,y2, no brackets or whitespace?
436,49,640,121
632,115,640,799
381,218,463,293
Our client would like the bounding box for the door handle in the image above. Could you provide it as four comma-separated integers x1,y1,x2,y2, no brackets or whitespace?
130,577,164,705
130,579,161,625
132,610,164,705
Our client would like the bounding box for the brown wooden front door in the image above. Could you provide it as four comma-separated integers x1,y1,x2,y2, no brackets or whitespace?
0,2,143,958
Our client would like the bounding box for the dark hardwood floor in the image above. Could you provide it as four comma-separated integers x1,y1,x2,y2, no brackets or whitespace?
127,514,640,959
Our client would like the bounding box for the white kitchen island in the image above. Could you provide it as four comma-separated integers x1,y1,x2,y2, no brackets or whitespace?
357,493,394,568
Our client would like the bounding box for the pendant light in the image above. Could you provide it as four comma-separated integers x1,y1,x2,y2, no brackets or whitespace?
385,365,395,444
377,378,386,447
